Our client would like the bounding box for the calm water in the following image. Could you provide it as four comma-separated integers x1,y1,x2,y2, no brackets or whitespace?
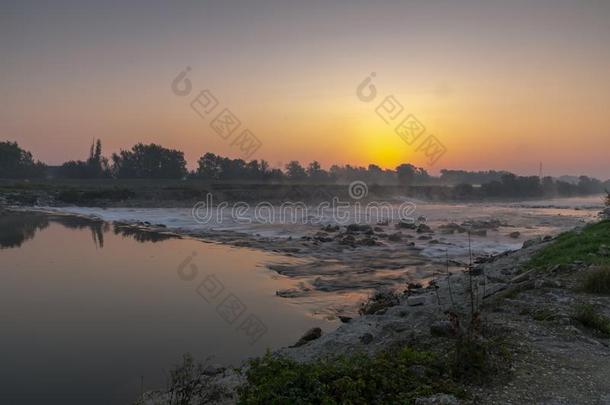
0,213,331,404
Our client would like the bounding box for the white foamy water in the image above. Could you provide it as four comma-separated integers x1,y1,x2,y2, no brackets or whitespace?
37,195,604,258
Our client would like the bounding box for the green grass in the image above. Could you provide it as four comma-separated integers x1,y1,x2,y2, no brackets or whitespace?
526,220,610,269
581,266,610,294
237,348,466,404
573,304,610,336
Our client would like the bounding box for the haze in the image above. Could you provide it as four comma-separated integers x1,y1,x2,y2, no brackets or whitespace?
1,0,609,177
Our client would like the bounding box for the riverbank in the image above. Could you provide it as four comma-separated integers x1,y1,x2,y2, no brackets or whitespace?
14,196,602,319
1,179,606,208
139,217,610,404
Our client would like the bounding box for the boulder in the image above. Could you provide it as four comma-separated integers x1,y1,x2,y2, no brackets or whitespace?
291,327,322,347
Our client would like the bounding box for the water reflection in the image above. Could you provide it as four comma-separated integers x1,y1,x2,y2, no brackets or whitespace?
51,215,109,248
0,212,49,249
0,212,178,249
0,211,325,405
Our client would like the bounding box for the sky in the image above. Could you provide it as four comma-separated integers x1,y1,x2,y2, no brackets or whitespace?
1,0,609,178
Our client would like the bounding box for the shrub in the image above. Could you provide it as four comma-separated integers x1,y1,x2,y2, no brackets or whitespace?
237,348,464,404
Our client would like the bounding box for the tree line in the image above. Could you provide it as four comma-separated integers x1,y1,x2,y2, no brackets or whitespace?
0,140,608,198
0,140,432,184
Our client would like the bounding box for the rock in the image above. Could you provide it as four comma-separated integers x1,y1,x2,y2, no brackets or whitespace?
416,223,433,233
377,219,389,226
291,327,322,347
439,223,467,234
338,316,352,323
313,232,333,243
510,269,535,284
358,237,378,246
548,263,576,273
415,394,459,405
276,288,309,298
373,226,384,232
599,244,610,256
346,224,373,233
396,220,417,230
339,235,356,245
388,232,403,242
509,231,521,238
543,235,553,242
430,320,455,337
523,237,542,248
359,333,374,344
407,296,426,306
321,224,340,232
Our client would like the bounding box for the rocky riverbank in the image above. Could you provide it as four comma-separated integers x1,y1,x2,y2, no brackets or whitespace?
138,213,610,404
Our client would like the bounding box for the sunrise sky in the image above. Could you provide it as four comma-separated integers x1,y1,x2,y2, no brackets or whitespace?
1,0,609,177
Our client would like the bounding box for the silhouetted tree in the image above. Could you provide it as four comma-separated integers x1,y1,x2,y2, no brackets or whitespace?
440,169,508,185
577,176,603,194
59,139,110,178
285,161,307,181
195,152,222,179
112,143,187,179
396,164,417,186
306,161,329,182
0,141,46,178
